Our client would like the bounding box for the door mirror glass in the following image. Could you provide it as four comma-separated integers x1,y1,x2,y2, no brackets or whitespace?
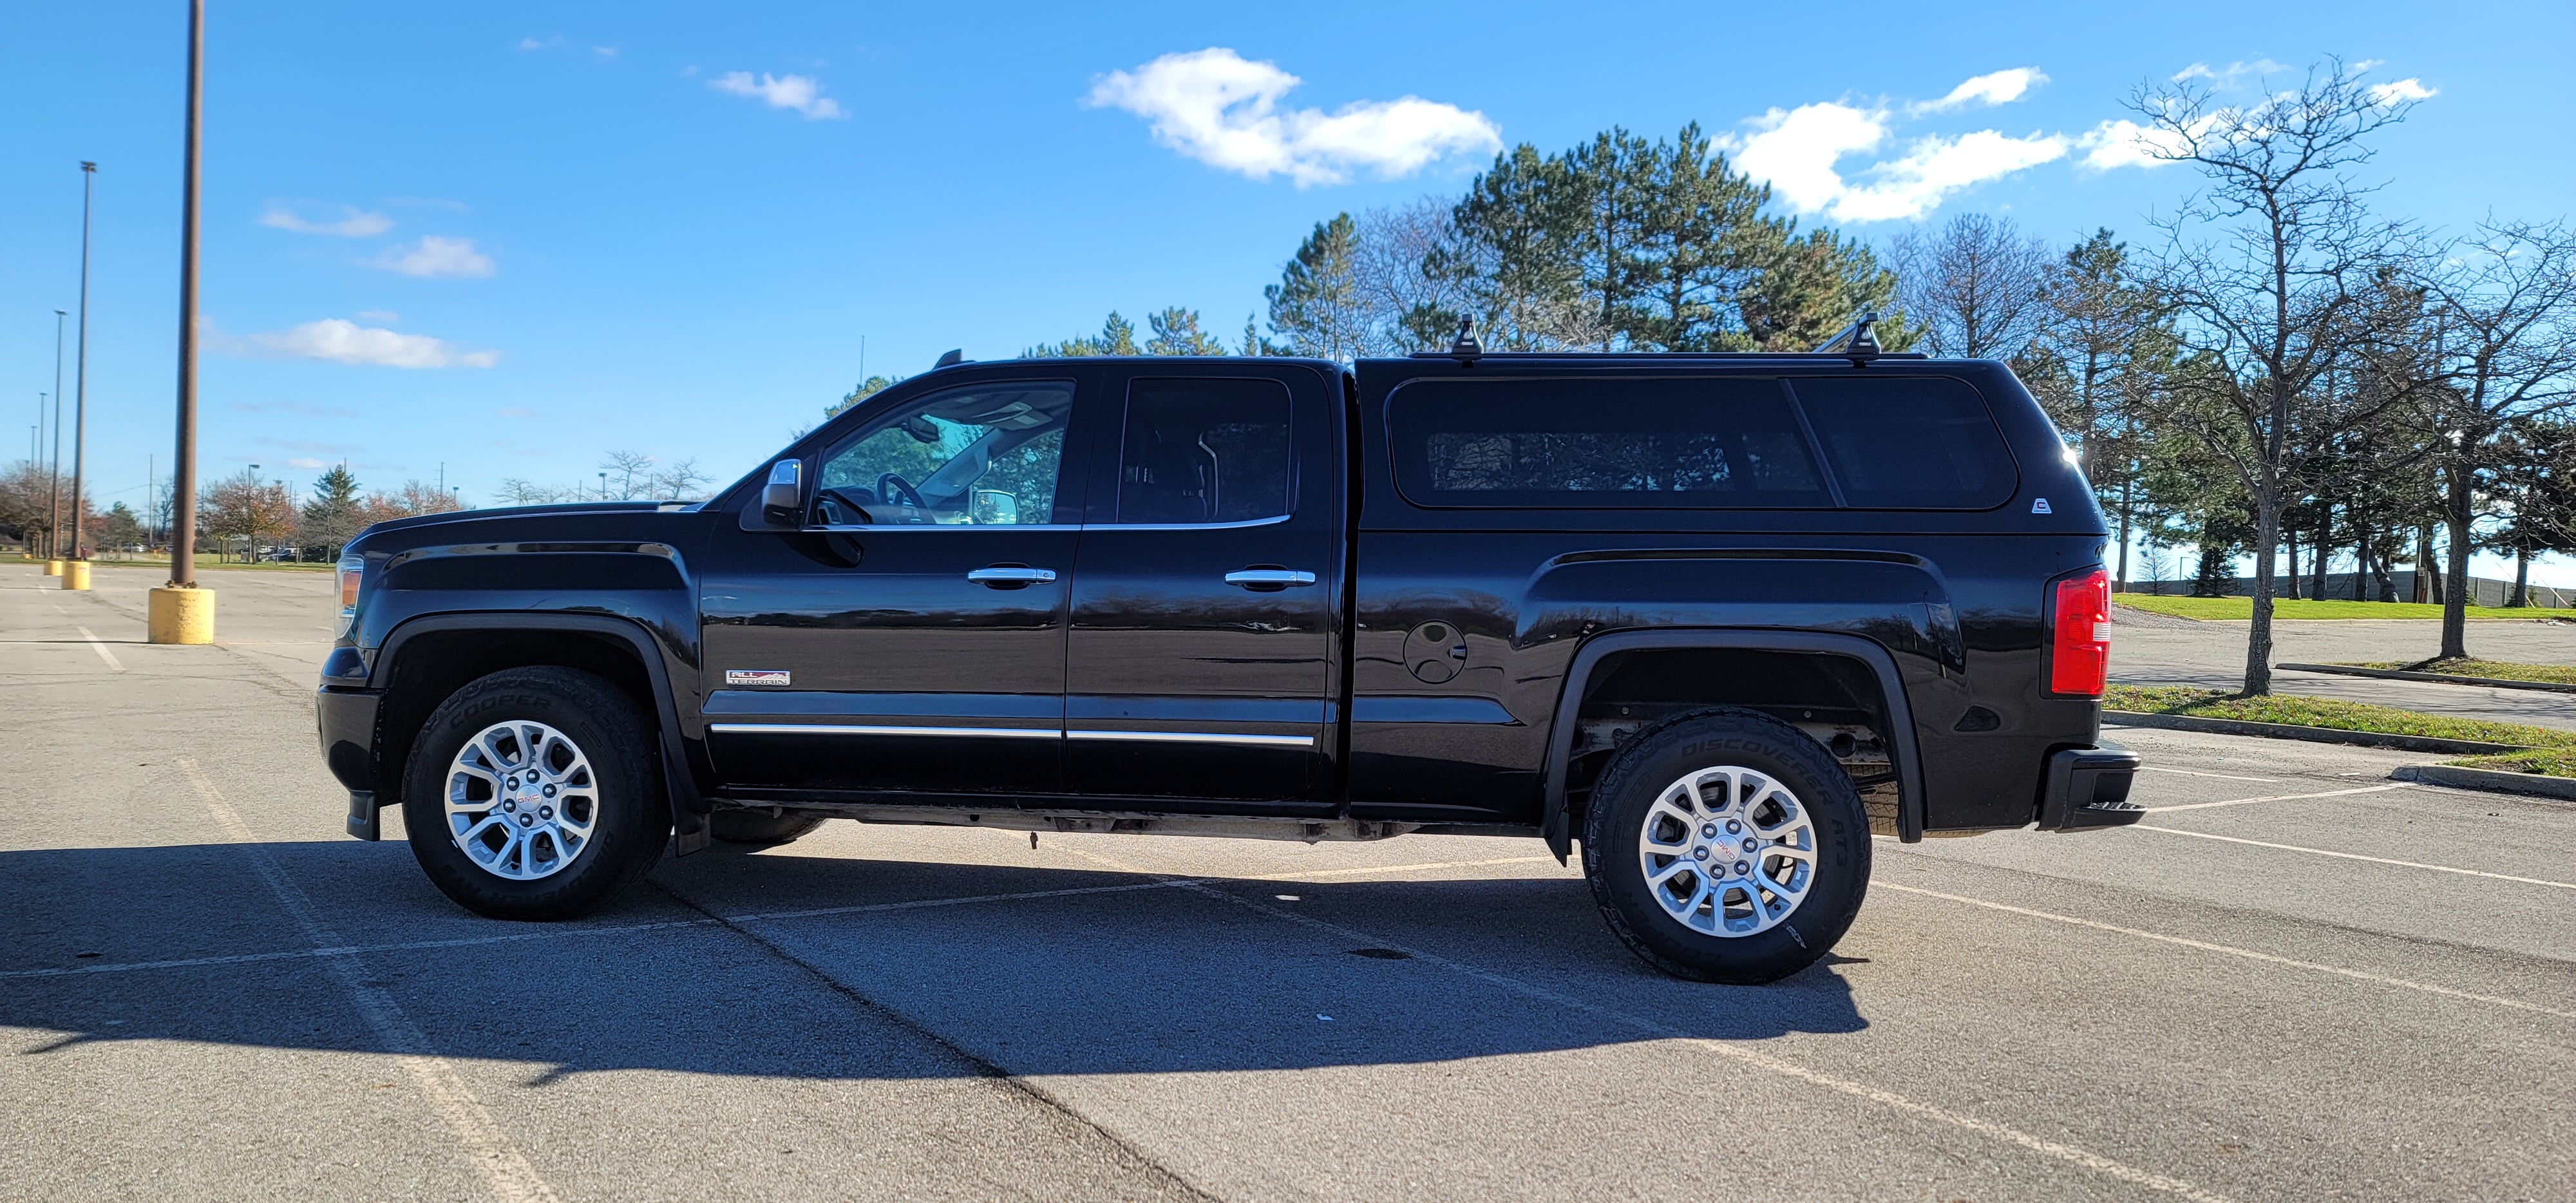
973,489,1021,526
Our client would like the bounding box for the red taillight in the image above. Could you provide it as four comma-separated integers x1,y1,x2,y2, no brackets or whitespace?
2050,568,2110,697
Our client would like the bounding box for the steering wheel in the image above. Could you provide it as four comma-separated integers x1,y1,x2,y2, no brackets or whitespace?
875,472,929,518
811,486,875,526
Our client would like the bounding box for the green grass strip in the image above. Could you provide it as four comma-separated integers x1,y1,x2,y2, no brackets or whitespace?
2112,594,2576,621
2342,658,2576,686
2447,748,2576,778
2104,685,2576,748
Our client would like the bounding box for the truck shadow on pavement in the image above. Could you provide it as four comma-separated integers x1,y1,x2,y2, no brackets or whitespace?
2,839,1868,1083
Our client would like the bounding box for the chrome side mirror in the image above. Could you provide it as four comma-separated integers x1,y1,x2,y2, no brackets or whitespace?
761,459,802,516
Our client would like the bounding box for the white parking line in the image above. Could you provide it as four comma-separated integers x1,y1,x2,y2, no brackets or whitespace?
1263,855,1559,880
75,627,122,672
1875,880,2576,1021
2130,824,2576,890
2141,766,2281,784
1049,841,2233,1203
2143,783,2409,812
180,759,561,1203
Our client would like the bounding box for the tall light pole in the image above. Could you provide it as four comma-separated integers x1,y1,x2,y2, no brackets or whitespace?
70,162,95,562
152,0,213,642
49,311,66,560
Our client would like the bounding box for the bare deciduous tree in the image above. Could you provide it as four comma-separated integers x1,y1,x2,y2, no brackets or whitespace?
599,450,655,500
1893,213,2056,358
2391,220,2576,656
2133,57,2420,694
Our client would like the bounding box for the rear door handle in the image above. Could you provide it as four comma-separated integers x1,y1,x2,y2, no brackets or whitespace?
967,565,1057,586
1224,569,1318,589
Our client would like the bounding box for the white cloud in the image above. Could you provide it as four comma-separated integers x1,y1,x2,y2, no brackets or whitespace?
1909,68,2047,115
1728,102,1889,214
245,319,500,368
2076,118,2187,171
287,457,332,470
368,236,496,278
709,71,847,120
2369,77,2436,105
355,309,399,322
2172,59,2289,84
516,35,562,51
1725,99,2063,222
1086,48,1501,187
260,206,393,237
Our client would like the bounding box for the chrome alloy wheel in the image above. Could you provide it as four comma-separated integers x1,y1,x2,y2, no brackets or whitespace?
1636,766,1818,937
444,720,600,881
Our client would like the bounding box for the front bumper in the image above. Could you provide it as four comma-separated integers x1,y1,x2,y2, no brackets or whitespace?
316,687,384,839
2038,741,2144,832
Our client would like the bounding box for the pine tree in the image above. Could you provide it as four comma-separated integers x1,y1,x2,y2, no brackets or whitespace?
1265,214,1368,359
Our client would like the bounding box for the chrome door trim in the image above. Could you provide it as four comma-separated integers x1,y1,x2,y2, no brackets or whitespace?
710,723,1060,739
965,566,1059,583
1065,730,1316,748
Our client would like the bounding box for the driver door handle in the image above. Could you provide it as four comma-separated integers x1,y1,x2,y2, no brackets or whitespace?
967,565,1057,585
1223,569,1318,589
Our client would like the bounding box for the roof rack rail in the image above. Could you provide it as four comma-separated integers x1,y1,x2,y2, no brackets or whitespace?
1813,312,1881,366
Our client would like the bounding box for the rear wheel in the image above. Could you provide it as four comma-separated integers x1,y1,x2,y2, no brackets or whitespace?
1582,709,1870,983
401,667,668,920
709,809,827,846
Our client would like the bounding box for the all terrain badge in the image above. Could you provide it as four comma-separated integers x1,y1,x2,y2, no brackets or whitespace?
2031,498,2052,514
725,669,791,687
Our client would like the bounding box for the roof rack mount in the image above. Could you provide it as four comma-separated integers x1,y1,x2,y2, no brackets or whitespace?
1813,312,1881,366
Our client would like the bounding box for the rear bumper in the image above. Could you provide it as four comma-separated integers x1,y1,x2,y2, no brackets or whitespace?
316,687,384,839
2038,741,2143,832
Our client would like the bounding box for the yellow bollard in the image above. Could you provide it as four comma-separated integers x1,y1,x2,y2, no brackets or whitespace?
61,561,90,591
44,559,64,576
147,585,216,644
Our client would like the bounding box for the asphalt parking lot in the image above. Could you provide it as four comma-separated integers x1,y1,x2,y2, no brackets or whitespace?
5,564,2570,1202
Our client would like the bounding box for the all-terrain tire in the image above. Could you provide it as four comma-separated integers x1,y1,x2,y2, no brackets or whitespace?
402,667,670,920
709,810,828,846
1581,708,1870,983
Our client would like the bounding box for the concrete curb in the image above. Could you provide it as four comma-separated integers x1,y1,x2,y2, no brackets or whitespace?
2391,763,2576,802
2102,710,2530,755
2277,662,2576,694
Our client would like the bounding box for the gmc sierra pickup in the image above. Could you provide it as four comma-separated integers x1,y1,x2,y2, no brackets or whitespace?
317,323,2140,982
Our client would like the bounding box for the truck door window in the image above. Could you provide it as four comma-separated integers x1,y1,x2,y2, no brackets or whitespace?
813,382,1072,525
1113,379,1293,524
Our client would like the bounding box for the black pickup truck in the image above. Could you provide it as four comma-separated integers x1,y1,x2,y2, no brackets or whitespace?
317,328,2140,983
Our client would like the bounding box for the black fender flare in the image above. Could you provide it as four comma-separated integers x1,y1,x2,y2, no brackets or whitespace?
1539,629,1926,861
374,612,712,855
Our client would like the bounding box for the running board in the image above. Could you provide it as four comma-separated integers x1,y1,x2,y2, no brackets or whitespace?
714,802,1531,844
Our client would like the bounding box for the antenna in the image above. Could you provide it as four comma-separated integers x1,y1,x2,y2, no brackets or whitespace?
933,348,965,369
1813,311,1881,366
1448,318,1482,365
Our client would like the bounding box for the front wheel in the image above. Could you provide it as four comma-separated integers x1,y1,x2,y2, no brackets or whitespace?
1582,709,1871,983
401,667,669,920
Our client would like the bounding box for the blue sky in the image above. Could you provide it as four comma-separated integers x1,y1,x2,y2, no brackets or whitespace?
3,1,2571,577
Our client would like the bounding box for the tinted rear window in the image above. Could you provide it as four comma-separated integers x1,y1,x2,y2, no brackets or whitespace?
1788,377,2018,509
1387,377,1832,508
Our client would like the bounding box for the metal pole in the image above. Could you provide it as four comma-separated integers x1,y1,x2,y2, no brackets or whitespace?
49,312,66,557
70,162,95,560
169,0,203,588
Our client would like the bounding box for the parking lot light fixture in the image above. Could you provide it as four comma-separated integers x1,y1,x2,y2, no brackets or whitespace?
151,0,213,645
